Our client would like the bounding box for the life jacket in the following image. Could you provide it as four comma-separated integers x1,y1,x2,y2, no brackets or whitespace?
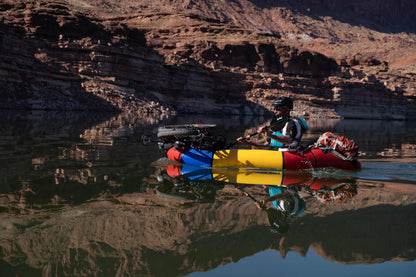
270,117,308,148
291,116,309,134
315,132,359,160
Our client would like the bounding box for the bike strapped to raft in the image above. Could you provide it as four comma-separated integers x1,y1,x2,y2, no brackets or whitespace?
156,124,226,151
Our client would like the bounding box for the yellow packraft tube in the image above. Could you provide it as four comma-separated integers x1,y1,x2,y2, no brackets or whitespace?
211,168,284,186
212,149,284,168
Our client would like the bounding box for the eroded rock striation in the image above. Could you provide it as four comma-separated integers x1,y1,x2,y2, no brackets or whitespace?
0,0,415,119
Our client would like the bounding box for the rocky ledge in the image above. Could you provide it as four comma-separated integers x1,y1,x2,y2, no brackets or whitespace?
0,0,415,119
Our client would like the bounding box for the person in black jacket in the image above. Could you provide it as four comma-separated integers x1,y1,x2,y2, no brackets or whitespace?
238,97,306,150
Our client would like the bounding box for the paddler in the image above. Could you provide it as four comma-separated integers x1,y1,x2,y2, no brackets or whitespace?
237,96,307,150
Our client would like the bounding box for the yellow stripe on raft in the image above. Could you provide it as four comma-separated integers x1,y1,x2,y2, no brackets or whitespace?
212,149,284,169
211,168,284,186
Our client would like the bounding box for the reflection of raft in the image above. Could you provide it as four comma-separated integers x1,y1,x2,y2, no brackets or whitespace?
167,164,355,189
167,147,361,170
159,164,358,204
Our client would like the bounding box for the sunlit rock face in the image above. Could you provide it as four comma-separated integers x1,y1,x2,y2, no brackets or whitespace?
0,0,415,119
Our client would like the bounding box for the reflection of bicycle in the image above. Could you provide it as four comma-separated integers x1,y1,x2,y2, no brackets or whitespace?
155,184,219,202
155,168,223,202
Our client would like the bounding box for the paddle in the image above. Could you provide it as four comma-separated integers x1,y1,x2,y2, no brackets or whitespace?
226,120,281,148
236,186,289,234
141,135,164,145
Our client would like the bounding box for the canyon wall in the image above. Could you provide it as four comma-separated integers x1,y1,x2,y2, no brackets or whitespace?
0,0,415,120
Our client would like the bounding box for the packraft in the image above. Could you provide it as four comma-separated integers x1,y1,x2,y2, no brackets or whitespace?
155,124,361,170
167,146,361,170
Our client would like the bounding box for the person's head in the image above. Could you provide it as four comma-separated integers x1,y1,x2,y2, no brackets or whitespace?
272,97,293,117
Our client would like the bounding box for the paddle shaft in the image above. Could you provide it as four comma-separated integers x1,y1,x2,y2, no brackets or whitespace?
236,187,265,210
236,186,288,233
141,135,164,145
227,121,279,148
243,191,259,204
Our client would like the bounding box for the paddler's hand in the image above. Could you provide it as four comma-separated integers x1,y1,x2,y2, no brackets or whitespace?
236,136,246,143
258,127,272,138
258,126,269,134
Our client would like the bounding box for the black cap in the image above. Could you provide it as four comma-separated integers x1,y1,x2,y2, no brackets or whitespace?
272,97,293,110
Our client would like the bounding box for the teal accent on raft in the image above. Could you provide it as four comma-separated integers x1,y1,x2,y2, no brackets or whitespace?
270,131,284,147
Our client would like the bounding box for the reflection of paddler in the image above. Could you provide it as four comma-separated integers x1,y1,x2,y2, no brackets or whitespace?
265,186,306,217
163,164,357,234
165,164,357,205
236,186,289,234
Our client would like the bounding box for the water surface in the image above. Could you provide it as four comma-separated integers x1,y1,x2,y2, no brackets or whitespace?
0,111,415,276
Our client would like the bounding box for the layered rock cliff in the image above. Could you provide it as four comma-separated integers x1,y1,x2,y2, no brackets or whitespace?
0,0,415,119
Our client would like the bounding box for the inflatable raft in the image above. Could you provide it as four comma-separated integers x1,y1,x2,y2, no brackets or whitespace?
167,147,361,170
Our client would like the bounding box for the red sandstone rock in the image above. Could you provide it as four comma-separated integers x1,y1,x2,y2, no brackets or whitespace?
0,0,415,119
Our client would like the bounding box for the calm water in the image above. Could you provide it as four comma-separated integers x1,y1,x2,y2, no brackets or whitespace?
0,111,415,277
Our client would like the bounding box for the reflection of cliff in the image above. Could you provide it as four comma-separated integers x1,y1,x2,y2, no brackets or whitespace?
1,183,416,276
282,183,416,263
79,112,171,145
0,111,167,212
0,197,271,276
0,111,111,193
285,204,416,264
301,119,416,158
